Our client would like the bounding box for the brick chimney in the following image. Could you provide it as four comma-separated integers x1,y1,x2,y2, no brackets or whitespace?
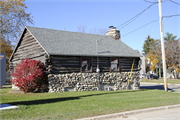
106,26,120,40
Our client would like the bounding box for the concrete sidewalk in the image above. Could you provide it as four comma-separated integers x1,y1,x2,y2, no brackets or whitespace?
76,104,180,120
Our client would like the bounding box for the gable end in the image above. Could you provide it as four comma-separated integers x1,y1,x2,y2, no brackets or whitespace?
9,27,49,70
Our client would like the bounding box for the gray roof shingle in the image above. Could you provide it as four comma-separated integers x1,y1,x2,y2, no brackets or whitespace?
26,26,142,57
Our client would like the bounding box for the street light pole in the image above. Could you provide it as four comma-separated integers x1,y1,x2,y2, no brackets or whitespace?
96,40,100,73
96,40,100,90
158,0,167,91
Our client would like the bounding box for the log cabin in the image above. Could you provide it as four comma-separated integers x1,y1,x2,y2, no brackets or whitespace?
9,26,142,92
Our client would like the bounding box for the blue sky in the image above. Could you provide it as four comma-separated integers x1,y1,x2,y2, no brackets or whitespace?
25,0,180,53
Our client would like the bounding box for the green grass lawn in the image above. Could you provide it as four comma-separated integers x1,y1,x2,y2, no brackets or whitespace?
0,85,179,120
140,78,180,84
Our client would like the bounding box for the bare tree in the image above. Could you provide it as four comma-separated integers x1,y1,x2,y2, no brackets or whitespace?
77,25,108,35
97,28,108,35
77,26,86,33
146,38,180,78
89,28,98,34
165,39,180,78
89,28,108,35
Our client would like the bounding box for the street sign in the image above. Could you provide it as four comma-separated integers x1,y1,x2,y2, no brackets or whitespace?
0,53,6,87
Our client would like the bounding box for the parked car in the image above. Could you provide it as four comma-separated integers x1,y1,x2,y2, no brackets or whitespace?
147,74,150,79
147,74,159,80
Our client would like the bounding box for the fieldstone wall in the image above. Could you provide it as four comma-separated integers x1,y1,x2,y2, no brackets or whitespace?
48,72,140,93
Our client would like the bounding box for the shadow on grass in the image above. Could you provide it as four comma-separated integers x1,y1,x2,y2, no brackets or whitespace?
0,85,12,89
7,89,148,106
140,85,172,90
0,86,12,89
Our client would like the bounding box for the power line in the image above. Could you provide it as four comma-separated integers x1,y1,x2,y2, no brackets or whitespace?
163,14,180,18
97,2,158,42
116,2,158,30
121,14,180,38
169,0,180,5
121,19,159,38
96,2,158,42
143,0,157,3
143,0,169,3
98,0,112,12
98,1,178,41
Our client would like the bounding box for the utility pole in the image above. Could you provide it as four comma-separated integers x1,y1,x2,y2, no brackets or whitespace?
158,0,168,91
159,60,161,78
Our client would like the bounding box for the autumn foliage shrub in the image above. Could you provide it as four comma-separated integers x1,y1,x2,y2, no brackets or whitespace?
11,59,47,93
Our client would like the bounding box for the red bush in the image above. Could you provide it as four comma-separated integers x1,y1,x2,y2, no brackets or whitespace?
11,59,46,93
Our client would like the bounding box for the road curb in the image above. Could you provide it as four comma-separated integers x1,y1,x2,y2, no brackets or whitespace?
76,104,180,120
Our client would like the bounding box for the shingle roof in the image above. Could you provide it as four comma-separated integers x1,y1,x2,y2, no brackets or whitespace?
26,26,142,57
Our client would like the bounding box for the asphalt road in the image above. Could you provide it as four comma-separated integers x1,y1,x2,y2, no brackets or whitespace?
140,82,180,91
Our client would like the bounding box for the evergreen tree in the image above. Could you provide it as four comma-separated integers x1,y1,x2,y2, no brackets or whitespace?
142,35,155,54
164,32,177,42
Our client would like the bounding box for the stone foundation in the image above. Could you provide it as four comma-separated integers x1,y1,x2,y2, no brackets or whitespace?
48,72,140,93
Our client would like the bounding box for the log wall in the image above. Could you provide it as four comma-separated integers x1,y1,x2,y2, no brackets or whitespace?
92,57,110,72
9,29,47,71
119,57,140,72
45,55,141,74
46,56,81,74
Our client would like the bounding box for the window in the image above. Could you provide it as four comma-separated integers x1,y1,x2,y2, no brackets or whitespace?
81,57,92,72
111,57,119,71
